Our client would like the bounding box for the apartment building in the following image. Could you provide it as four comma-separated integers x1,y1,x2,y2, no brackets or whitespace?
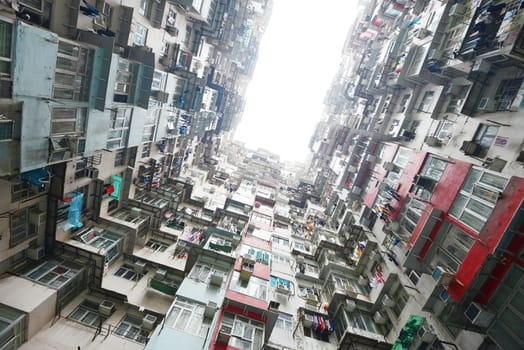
0,0,523,350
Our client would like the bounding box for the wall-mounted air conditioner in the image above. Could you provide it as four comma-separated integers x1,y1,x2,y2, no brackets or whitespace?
155,268,167,280
98,300,115,316
303,314,315,328
464,302,495,327
358,275,368,286
204,301,217,319
306,292,319,306
27,246,45,260
382,295,396,308
383,162,396,171
134,261,146,273
417,325,437,343
217,324,232,344
373,311,387,324
432,266,455,286
345,299,356,312
275,281,290,295
425,136,441,147
142,314,157,330
209,271,224,286
449,3,466,16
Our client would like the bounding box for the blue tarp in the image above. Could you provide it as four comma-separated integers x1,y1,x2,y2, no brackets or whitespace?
68,192,83,229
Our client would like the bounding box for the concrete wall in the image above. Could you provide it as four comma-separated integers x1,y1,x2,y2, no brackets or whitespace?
0,276,57,339
12,22,58,172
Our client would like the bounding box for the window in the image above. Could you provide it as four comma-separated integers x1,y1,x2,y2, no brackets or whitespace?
435,120,454,141
399,197,425,236
113,264,146,281
221,312,264,350
114,149,126,166
184,25,192,45
272,252,290,264
293,241,311,254
0,304,26,348
114,314,149,343
114,59,136,103
275,314,293,332
397,93,410,112
51,108,86,135
390,287,409,319
449,167,508,232
418,91,435,112
75,159,88,179
346,309,383,334
10,207,31,247
141,142,151,158
432,224,474,272
229,272,268,301
165,298,210,337
495,78,523,111
54,41,93,101
272,236,289,247
166,8,176,27
471,123,499,157
145,238,169,253
269,275,294,294
69,300,105,327
393,147,413,168
107,108,131,149
152,70,164,90
138,0,149,16
0,120,13,140
240,245,271,265
420,156,447,181
134,23,148,46
0,20,13,75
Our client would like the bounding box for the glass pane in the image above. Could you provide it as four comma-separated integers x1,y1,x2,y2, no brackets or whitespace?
56,56,77,71
479,172,507,191
460,211,484,232
58,41,79,57
463,168,482,193
175,309,191,330
449,194,468,218
466,198,493,218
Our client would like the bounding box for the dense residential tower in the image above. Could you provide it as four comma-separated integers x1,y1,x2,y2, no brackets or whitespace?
0,1,522,350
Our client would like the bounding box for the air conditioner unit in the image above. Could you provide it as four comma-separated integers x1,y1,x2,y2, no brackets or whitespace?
345,299,356,312
449,3,466,16
131,207,142,218
462,141,480,155
27,246,45,260
416,28,432,39
134,260,147,273
209,271,224,286
98,300,115,316
29,210,46,225
373,311,387,324
306,292,319,306
383,162,396,171
425,136,441,147
204,301,217,318
347,165,358,173
86,167,99,179
472,59,491,73
417,325,437,343
19,0,44,12
464,302,495,327
155,268,167,280
358,275,368,286
142,314,157,330
276,282,290,294
432,266,455,286
217,325,232,344
366,154,377,163
68,137,86,154
303,314,315,328
382,295,396,308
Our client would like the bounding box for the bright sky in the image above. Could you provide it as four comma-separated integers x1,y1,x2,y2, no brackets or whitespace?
234,0,358,162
